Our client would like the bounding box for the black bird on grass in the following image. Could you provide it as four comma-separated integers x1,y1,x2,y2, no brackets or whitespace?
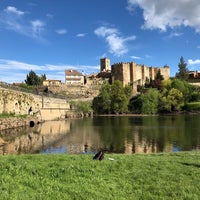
93,150,104,161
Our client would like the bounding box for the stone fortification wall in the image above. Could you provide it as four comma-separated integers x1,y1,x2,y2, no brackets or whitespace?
112,62,170,87
111,63,125,85
0,116,39,130
47,84,100,99
0,87,70,115
0,88,38,115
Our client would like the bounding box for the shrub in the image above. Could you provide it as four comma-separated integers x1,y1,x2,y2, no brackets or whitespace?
184,102,200,111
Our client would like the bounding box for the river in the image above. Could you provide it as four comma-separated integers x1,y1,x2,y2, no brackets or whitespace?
0,115,200,155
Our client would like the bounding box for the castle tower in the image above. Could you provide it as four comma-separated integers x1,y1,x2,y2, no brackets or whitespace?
100,58,111,72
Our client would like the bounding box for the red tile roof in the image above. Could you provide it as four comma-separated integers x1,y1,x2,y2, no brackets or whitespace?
65,69,83,76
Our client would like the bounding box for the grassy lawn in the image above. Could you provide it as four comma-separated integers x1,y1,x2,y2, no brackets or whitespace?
0,152,200,199
0,112,27,118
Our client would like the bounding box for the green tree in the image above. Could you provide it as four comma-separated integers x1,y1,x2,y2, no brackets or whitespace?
110,80,129,114
159,88,184,112
92,81,131,114
39,74,47,85
140,88,160,114
128,95,143,114
156,69,164,81
176,56,189,81
124,84,133,99
171,78,195,103
145,69,164,90
25,70,40,86
92,83,111,114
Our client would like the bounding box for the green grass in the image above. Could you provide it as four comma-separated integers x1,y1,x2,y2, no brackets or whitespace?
0,112,27,118
0,152,200,199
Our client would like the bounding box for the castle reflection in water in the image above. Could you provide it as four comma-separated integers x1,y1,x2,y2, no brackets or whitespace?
1,116,200,155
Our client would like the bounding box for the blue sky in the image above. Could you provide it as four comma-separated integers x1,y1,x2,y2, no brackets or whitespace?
1,0,200,83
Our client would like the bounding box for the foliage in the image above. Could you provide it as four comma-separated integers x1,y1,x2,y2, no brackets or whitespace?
40,74,47,85
124,84,133,99
25,70,46,86
140,88,160,114
155,69,164,80
129,78,196,114
189,91,200,102
184,102,200,111
16,83,36,93
176,56,189,81
161,79,172,90
163,78,196,104
0,152,200,199
92,81,132,114
70,101,92,113
145,69,164,89
0,112,27,118
128,95,143,113
25,70,39,85
92,83,111,114
129,89,160,114
110,81,129,114
159,88,184,112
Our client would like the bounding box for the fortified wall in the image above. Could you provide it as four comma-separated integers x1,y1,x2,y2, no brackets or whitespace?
111,62,170,91
0,87,70,121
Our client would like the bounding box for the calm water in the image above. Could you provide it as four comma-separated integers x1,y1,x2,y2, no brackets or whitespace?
0,115,200,155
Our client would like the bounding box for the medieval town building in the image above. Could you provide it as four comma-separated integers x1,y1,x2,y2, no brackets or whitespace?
43,79,62,86
65,69,84,85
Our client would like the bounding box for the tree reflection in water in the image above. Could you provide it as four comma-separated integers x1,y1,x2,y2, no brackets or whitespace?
0,115,200,155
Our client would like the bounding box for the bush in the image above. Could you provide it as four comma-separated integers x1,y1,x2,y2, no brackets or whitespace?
92,81,132,114
140,88,160,114
184,102,200,111
129,95,142,114
70,101,92,114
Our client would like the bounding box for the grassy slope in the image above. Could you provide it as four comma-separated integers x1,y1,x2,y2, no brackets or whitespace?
0,152,200,200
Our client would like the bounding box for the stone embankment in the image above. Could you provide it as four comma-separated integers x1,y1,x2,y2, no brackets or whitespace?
0,116,39,130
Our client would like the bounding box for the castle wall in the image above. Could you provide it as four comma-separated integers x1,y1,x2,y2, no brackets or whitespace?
0,88,70,115
160,66,170,79
111,63,124,85
111,62,170,90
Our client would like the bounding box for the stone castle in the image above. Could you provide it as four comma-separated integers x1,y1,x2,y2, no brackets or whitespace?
100,58,170,92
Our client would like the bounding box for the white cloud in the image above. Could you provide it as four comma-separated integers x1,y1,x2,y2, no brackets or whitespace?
168,32,183,38
127,0,200,32
94,26,136,56
0,6,46,41
131,55,142,60
55,29,67,35
4,6,25,16
188,59,200,65
163,31,183,40
46,13,53,18
0,59,99,83
76,33,86,37
31,20,45,37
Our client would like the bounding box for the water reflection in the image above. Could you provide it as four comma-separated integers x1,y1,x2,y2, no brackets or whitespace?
0,115,200,155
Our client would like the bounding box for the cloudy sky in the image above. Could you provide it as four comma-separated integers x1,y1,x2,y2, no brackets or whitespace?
1,0,200,83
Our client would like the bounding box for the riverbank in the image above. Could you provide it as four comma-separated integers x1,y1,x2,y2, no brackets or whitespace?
0,151,199,199
0,115,40,130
